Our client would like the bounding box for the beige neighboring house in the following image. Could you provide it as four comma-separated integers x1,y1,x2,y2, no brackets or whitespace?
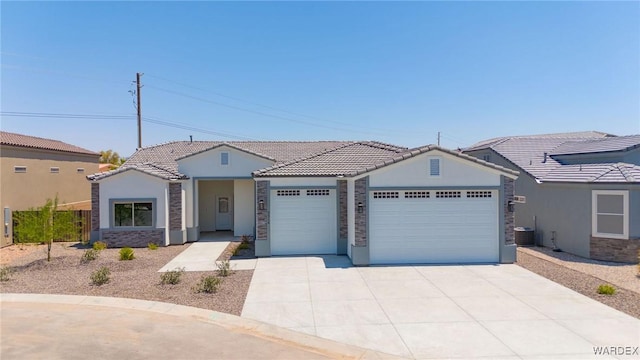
0,131,100,247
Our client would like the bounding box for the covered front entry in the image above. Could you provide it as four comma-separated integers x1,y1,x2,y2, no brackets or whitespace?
196,179,255,237
270,188,337,255
369,189,499,264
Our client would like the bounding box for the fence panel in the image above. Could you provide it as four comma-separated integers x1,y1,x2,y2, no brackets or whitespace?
12,210,91,243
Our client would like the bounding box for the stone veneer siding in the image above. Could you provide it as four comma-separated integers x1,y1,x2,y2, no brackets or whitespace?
91,183,100,231
590,236,639,263
256,181,269,240
338,180,348,240
101,229,164,248
168,183,182,231
504,177,515,245
354,177,367,247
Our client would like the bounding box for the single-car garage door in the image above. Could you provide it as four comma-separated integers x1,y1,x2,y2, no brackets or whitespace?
270,188,337,255
369,189,499,264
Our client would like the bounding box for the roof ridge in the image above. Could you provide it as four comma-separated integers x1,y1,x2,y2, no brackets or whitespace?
615,163,636,182
588,163,619,183
253,142,357,176
0,130,98,155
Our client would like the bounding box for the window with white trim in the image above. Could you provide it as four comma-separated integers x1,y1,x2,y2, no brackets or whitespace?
306,189,330,196
220,152,229,166
429,157,441,176
467,191,492,198
276,190,300,196
436,191,461,198
113,202,154,227
592,190,628,239
405,191,430,198
373,191,399,199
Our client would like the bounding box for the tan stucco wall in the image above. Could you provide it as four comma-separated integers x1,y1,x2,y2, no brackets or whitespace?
0,145,99,247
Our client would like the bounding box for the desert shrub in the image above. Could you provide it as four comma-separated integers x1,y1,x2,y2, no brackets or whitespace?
241,234,253,243
160,267,185,285
0,266,13,282
193,275,221,293
90,267,110,286
81,249,100,263
93,241,108,251
597,284,616,295
148,242,159,250
217,259,233,277
119,247,135,261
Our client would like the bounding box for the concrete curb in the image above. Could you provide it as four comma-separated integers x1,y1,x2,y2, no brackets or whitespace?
0,293,405,360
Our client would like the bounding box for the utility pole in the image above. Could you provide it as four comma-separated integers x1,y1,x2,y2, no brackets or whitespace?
437,131,440,146
136,72,143,149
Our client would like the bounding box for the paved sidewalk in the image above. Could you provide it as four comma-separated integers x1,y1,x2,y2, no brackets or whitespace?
0,293,401,360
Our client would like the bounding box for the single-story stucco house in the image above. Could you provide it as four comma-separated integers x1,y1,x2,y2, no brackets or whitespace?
464,132,640,263
87,140,518,265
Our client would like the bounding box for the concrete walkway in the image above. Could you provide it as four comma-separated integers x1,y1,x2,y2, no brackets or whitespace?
0,293,400,360
159,232,259,272
242,256,640,359
158,241,230,272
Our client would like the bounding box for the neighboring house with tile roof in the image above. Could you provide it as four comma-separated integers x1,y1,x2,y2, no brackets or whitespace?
464,132,640,263
87,139,518,266
0,131,100,247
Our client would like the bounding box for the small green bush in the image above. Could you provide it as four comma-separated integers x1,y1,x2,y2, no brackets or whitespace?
160,267,185,285
193,275,221,293
217,259,233,277
119,247,135,261
0,266,13,281
90,267,110,286
597,284,616,295
148,242,159,250
93,241,107,251
81,249,100,263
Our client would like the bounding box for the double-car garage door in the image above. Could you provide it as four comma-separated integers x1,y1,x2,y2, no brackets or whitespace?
270,188,337,255
369,189,499,264
269,187,499,263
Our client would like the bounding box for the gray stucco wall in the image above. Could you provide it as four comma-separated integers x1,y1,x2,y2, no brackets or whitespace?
465,149,640,260
630,189,640,238
624,148,640,164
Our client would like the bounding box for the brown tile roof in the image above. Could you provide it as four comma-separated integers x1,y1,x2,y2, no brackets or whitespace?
253,142,408,177
88,140,354,181
255,143,519,178
0,131,98,156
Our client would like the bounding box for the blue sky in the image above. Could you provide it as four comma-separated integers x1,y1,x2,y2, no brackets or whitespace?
2,1,639,157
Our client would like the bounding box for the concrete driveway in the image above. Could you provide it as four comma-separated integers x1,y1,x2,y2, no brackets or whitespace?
241,256,640,359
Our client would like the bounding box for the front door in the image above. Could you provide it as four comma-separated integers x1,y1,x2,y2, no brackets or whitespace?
215,195,232,230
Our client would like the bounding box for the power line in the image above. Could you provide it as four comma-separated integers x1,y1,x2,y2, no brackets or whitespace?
145,84,392,136
146,73,398,134
0,111,134,119
1,111,259,141
142,116,259,141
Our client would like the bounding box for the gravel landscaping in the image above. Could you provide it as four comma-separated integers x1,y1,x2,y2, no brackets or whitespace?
2,241,638,320
0,242,253,316
516,247,640,319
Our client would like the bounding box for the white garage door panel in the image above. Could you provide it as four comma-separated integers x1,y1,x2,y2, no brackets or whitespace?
370,192,498,264
270,190,337,255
